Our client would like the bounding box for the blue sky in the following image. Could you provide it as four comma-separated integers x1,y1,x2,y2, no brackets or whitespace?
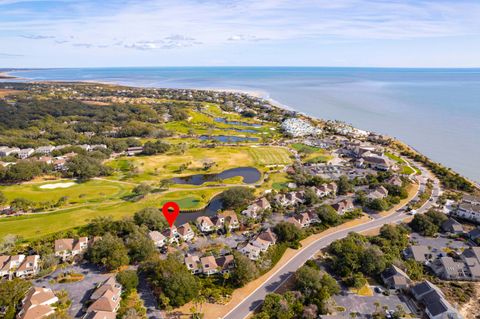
1,0,480,68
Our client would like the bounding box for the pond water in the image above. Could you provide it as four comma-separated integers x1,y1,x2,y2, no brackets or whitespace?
214,118,262,127
199,135,259,142
231,128,259,133
171,167,261,185
175,195,224,225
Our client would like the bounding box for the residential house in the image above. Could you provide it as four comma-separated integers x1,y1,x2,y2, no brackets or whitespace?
404,245,434,263
184,254,201,274
148,231,166,248
17,287,58,319
17,148,34,159
53,158,67,171
386,175,403,187
185,254,235,275
381,265,411,290
332,199,355,215
294,212,311,228
463,195,480,205
455,201,480,223
126,147,143,156
432,257,469,280
286,216,303,228
35,145,55,155
411,281,462,319
85,276,122,319
257,228,277,246
161,226,179,244
242,197,271,219
217,210,240,231
0,255,26,279
238,242,262,260
313,183,337,197
79,144,92,152
54,237,89,261
15,255,40,278
216,255,235,274
37,156,53,165
177,223,195,241
361,155,394,171
200,256,219,275
0,146,19,157
196,216,215,233
441,218,464,234
367,186,389,200
307,210,321,224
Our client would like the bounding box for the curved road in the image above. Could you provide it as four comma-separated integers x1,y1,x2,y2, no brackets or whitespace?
224,164,441,319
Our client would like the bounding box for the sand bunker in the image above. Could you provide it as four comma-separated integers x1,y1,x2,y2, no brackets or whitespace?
39,182,76,189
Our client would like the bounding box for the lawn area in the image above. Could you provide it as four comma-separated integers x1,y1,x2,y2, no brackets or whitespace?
107,146,256,183
385,152,403,163
386,152,418,175
248,146,292,165
0,187,226,240
0,179,133,206
291,143,332,164
262,171,290,191
351,285,374,296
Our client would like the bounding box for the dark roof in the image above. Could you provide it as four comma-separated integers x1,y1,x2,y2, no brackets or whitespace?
411,281,433,298
468,227,480,240
441,218,463,232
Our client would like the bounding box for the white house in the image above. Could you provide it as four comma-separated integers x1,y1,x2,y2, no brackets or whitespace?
238,242,262,260
196,216,215,233
148,231,167,248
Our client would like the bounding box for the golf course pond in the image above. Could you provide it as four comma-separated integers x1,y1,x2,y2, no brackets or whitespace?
171,167,261,185
199,135,259,142
214,117,262,127
175,195,224,225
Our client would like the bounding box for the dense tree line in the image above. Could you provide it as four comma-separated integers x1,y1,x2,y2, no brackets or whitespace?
327,225,414,285
221,187,255,210
253,262,339,318
409,209,448,236
397,147,474,192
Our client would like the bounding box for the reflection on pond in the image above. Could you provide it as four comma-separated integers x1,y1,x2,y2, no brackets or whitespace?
199,135,259,142
175,195,224,225
171,167,261,185
215,117,262,127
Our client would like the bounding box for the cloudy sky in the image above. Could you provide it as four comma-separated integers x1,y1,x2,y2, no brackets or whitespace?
1,0,480,67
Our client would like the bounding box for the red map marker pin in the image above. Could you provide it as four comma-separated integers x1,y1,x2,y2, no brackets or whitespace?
162,202,180,228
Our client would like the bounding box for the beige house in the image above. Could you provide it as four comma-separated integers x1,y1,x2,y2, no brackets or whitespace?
54,237,89,261
177,223,195,241
17,287,58,319
85,276,122,318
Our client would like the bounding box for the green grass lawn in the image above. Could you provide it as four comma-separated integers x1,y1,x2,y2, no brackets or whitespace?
248,147,292,165
291,143,332,164
0,187,226,240
0,179,133,206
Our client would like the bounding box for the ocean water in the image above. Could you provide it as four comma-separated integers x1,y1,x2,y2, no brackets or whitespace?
6,67,480,183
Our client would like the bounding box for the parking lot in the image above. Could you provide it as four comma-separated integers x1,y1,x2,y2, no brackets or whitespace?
333,288,410,316
34,263,110,318
410,232,469,252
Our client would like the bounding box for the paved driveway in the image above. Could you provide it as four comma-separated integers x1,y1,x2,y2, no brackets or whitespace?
34,263,110,318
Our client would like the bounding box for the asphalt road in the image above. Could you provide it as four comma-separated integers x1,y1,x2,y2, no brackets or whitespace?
224,164,441,319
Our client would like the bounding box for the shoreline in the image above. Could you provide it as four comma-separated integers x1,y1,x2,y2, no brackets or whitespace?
1,76,478,187
0,72,17,79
